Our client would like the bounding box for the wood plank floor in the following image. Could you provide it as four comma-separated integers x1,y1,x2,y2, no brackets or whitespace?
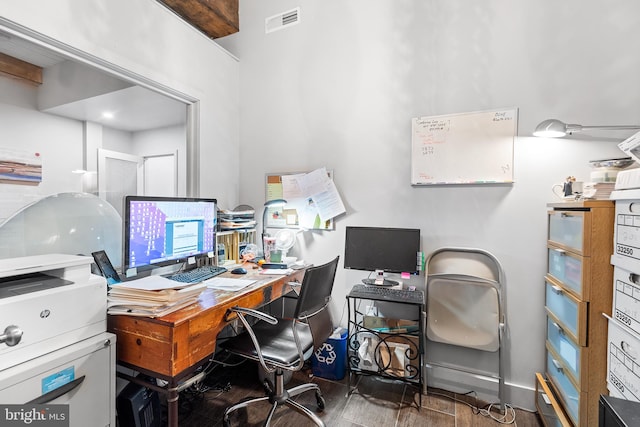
167,360,543,427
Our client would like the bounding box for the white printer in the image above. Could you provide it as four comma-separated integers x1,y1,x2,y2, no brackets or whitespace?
0,254,115,426
0,253,108,371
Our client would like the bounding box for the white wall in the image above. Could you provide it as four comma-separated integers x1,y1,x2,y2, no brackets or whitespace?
218,0,640,409
0,78,84,222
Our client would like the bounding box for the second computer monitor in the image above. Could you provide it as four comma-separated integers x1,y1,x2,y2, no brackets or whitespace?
344,226,421,275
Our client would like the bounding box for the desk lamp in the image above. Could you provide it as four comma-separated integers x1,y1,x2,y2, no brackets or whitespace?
533,119,640,138
261,199,287,255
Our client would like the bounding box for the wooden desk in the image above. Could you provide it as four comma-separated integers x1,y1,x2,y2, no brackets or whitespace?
107,268,306,426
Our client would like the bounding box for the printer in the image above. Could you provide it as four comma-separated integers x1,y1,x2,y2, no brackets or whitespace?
0,254,115,426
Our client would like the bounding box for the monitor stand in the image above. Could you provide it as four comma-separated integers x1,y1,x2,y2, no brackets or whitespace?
362,278,399,287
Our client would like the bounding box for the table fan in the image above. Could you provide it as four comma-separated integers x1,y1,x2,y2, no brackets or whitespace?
274,229,298,258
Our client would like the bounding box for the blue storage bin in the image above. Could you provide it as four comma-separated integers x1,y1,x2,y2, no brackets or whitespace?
311,328,347,380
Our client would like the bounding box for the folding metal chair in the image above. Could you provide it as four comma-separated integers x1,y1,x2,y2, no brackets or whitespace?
424,247,506,410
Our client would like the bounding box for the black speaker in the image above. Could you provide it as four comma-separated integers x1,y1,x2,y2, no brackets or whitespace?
116,378,161,427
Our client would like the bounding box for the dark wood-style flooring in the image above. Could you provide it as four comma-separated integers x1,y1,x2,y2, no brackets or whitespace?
166,360,543,427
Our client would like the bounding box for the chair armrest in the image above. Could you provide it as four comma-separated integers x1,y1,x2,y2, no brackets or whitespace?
227,306,277,324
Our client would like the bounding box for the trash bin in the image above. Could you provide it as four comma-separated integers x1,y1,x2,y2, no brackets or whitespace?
311,327,348,380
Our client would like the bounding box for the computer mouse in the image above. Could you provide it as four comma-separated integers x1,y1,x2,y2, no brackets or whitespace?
231,267,247,275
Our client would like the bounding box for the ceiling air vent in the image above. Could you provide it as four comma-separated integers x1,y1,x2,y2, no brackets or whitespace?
265,7,301,34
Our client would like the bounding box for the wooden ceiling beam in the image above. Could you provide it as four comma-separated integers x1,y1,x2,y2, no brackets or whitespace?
0,52,42,85
158,0,239,39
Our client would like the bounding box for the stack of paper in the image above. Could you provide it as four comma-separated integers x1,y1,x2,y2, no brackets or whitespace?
218,208,256,230
582,182,616,200
107,276,206,317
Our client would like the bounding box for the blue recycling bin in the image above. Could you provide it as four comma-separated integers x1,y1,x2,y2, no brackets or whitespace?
311,328,348,380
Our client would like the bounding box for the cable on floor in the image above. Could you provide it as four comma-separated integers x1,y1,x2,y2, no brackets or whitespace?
428,389,519,425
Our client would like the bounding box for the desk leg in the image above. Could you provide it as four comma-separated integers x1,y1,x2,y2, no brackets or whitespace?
167,384,179,427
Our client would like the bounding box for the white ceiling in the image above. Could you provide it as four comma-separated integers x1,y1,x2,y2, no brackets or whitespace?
0,31,186,132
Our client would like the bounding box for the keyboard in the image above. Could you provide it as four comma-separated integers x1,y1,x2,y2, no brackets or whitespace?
168,265,228,283
349,284,424,304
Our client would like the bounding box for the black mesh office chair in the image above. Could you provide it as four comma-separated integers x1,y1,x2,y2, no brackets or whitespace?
220,256,340,427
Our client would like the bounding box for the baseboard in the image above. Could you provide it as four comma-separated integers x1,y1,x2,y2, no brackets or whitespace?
425,365,536,412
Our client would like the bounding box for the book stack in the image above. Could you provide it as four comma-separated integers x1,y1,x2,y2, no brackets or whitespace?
218,207,256,230
582,182,616,200
107,276,206,317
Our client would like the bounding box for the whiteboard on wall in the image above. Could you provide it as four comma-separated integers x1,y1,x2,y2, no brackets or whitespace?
411,108,518,185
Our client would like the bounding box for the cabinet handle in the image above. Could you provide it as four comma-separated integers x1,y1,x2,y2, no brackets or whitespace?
629,273,640,285
27,376,85,404
550,285,563,295
552,248,566,256
551,358,564,373
560,213,569,218
552,322,565,335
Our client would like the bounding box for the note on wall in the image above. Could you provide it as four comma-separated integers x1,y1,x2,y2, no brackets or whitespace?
265,168,342,230
411,108,518,185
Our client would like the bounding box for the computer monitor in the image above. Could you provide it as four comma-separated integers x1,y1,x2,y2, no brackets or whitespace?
344,226,421,275
123,196,217,274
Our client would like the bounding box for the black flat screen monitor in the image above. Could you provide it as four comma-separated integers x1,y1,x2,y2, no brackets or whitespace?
123,196,217,273
344,226,420,274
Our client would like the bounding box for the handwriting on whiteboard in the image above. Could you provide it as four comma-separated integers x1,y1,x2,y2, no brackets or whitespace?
410,108,518,185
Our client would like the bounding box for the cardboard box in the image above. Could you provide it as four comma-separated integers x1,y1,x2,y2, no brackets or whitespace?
363,316,419,333
612,266,640,336
606,317,640,402
613,199,640,268
379,341,409,377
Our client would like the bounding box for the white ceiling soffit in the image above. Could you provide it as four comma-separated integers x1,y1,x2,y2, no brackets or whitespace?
265,7,301,34
0,30,65,67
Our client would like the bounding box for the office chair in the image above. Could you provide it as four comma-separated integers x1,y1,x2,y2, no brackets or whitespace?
220,256,340,427
424,247,506,411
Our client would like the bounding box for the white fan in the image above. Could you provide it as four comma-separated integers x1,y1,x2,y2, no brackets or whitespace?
274,229,298,258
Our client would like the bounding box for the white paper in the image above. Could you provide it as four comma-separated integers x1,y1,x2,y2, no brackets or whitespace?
281,174,306,199
204,277,257,291
309,180,346,221
260,268,293,275
296,167,332,195
110,275,189,291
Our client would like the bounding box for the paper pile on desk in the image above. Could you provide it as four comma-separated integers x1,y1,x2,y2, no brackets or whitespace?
582,182,615,200
107,276,206,317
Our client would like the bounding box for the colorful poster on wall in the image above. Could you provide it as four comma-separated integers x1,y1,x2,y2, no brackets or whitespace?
0,147,42,185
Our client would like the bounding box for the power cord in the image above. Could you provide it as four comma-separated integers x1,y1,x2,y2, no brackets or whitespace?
428,389,519,425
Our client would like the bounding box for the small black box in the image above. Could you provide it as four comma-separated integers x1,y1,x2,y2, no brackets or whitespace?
116,378,161,427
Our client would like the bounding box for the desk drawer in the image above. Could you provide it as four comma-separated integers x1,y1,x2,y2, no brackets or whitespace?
547,318,582,386
547,245,586,299
548,210,588,255
546,351,584,426
545,279,587,346
535,372,572,427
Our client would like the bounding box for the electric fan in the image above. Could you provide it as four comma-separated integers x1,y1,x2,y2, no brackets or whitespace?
274,229,297,258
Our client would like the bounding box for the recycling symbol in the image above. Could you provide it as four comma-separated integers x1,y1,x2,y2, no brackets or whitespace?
314,343,336,365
